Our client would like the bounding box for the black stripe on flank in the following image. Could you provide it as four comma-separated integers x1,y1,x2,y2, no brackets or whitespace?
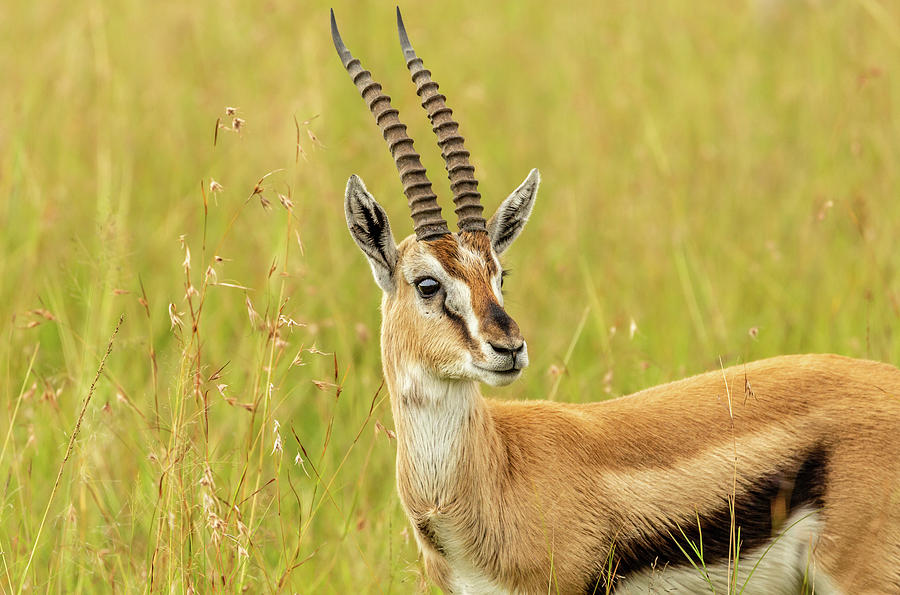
585,445,829,594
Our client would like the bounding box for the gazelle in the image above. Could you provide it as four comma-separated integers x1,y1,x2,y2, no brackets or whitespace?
331,9,900,594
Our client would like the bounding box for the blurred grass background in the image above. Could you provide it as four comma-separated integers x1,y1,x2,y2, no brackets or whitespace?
2,0,900,592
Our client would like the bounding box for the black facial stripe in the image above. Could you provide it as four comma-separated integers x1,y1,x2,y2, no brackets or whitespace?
584,445,829,593
441,300,477,351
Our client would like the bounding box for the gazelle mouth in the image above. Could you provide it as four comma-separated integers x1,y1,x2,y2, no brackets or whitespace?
477,364,522,376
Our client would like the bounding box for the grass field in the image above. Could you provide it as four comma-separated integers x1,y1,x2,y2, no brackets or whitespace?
2,0,900,592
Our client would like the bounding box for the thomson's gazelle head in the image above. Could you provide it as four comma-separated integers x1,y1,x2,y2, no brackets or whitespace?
333,9,540,388
345,174,539,387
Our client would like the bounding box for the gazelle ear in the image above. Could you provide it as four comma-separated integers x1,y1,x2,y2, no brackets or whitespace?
487,169,540,255
344,175,399,292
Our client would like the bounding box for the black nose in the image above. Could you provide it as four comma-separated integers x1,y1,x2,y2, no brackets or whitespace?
489,342,524,357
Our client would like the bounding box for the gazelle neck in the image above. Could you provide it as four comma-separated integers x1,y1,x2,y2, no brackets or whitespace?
385,361,496,510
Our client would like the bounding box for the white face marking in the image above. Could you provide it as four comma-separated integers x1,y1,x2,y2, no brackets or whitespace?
402,254,479,332
396,247,526,386
490,252,504,305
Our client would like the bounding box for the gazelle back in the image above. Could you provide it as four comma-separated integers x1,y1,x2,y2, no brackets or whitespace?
332,9,900,594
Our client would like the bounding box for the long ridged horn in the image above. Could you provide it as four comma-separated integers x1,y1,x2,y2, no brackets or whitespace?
396,8,487,234
331,9,450,241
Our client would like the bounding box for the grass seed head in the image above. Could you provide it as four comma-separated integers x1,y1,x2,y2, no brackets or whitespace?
245,295,261,328
237,519,249,538
200,464,215,489
271,419,283,455
168,303,184,330
278,314,304,331
374,420,396,441
306,128,324,148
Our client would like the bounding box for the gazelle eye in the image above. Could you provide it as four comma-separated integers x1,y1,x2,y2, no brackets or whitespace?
416,277,441,298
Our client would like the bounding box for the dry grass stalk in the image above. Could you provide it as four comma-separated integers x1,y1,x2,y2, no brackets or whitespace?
18,314,124,592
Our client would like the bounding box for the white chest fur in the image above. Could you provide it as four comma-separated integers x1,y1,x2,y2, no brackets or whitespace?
395,371,511,593
396,370,476,501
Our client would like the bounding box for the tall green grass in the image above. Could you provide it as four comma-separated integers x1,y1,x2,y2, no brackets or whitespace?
1,0,899,592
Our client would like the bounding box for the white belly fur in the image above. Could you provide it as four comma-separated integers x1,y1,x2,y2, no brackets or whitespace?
440,507,838,594
616,507,839,594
